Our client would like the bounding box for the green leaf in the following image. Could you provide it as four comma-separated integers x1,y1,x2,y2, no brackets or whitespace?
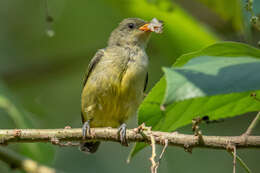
0,82,55,164
174,41,260,67
163,56,260,105
129,42,260,160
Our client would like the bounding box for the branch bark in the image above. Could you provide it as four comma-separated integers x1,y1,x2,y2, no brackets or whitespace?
0,128,260,150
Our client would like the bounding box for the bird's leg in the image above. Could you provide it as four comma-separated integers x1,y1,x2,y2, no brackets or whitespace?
82,120,91,139
117,123,128,146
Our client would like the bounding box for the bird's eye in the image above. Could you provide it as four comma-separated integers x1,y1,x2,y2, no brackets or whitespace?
128,23,135,29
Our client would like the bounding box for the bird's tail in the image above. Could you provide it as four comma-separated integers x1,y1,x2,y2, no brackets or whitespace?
80,141,100,153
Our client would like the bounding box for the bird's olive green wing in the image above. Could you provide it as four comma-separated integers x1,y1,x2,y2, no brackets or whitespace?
81,49,104,123
144,72,148,92
82,49,104,87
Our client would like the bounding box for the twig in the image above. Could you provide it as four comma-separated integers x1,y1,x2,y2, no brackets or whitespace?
243,112,260,137
149,133,157,173
235,154,252,173
0,146,61,173
192,117,202,136
192,117,204,143
232,146,236,173
158,139,168,161
150,134,169,173
154,139,169,172
0,128,259,149
136,124,168,173
228,150,252,173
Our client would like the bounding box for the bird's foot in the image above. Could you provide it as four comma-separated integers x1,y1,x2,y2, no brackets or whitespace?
82,120,91,139
117,123,128,146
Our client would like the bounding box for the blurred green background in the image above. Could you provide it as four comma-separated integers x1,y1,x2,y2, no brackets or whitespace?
0,0,260,172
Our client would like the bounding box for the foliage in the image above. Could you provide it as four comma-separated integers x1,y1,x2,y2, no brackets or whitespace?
129,42,260,159
0,0,260,172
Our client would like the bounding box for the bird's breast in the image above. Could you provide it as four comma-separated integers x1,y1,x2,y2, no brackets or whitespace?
82,46,148,127
120,50,148,92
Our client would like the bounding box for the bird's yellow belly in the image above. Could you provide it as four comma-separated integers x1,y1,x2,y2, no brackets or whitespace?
81,66,145,128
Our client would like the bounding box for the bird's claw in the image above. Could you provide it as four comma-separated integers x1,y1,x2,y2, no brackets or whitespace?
118,123,128,146
82,120,91,139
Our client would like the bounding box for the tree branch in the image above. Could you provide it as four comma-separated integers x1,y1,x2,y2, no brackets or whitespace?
0,128,260,150
0,146,60,173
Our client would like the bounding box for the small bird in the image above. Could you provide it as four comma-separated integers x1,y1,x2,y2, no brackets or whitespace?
80,18,161,153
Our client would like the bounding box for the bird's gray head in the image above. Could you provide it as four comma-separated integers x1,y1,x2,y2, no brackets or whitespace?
108,18,152,48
